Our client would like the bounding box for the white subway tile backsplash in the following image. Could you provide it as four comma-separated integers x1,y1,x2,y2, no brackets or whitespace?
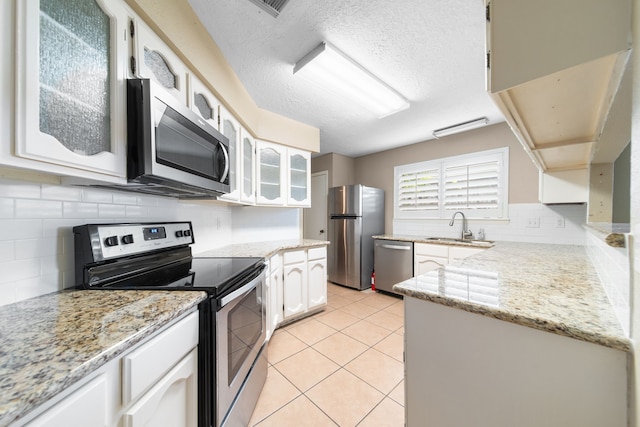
0,182,41,199
125,205,148,218
112,193,139,205
82,188,114,204
62,201,98,218
14,273,61,301
0,198,14,218
15,238,58,259
16,199,62,218
0,259,41,284
98,203,126,218
0,241,14,262
0,219,43,241
41,185,83,201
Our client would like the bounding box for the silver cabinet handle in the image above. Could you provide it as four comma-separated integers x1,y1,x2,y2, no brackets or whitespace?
381,244,411,250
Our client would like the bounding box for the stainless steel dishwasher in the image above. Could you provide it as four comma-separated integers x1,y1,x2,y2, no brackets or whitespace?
374,239,414,295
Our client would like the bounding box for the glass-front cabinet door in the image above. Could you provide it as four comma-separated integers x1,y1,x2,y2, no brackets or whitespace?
218,106,241,202
189,74,219,130
131,17,189,105
15,0,129,177
239,129,256,205
287,148,311,206
256,141,286,205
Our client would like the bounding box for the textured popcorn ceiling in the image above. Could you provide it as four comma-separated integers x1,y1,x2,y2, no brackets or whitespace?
188,0,505,157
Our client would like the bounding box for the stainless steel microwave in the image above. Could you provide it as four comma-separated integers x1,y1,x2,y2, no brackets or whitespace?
125,78,230,198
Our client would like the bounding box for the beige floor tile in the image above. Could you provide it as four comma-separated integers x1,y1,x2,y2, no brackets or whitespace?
248,366,301,425
327,283,358,296
341,301,379,319
254,395,337,427
366,310,404,331
316,309,360,330
373,331,404,362
345,348,404,394
327,293,353,309
395,325,404,336
275,347,340,391
307,369,385,427
357,397,404,427
313,332,369,366
286,318,337,345
342,319,393,346
340,289,370,302
383,299,405,317
388,380,404,407
267,330,308,364
359,292,399,309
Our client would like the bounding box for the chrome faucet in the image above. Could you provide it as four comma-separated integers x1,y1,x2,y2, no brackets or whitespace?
449,211,473,240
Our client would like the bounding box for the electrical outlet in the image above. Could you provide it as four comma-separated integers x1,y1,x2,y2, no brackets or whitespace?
555,216,565,228
526,217,540,228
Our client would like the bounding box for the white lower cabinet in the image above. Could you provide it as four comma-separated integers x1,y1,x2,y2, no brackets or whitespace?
267,253,283,339
122,349,198,427
25,374,108,427
23,310,199,427
272,246,327,326
414,243,486,276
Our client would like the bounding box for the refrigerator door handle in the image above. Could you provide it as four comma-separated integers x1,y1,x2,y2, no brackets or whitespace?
381,244,411,250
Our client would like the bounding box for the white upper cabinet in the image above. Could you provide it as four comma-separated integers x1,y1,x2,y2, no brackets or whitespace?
286,148,311,207
486,0,631,173
239,129,257,205
218,106,241,202
256,141,286,205
189,73,220,130
14,0,130,178
131,17,189,105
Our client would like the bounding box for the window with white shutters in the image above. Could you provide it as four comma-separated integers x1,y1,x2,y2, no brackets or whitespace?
394,148,508,219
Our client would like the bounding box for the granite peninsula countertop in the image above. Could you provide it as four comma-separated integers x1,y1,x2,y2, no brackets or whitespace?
0,290,206,427
196,238,330,258
393,241,631,352
374,234,495,248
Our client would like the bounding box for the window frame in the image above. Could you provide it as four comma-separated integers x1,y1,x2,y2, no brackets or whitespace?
393,147,509,220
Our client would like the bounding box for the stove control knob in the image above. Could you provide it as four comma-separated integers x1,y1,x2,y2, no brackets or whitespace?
104,236,119,247
175,230,184,238
184,229,192,237
122,234,134,245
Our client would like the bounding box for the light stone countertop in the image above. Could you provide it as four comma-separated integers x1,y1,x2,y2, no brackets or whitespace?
393,241,630,352
374,234,495,248
195,238,330,258
0,290,206,427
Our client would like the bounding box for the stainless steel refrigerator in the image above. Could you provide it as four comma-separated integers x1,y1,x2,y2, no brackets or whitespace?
328,185,384,290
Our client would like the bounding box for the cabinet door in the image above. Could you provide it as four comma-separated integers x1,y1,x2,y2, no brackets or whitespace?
239,129,257,204
218,107,241,202
15,0,129,177
256,141,286,205
131,18,189,105
283,261,307,319
267,254,283,337
122,349,198,427
307,257,327,310
189,74,220,130
287,148,311,207
26,374,108,427
414,255,447,276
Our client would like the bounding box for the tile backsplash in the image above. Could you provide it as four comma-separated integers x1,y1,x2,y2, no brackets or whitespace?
393,203,587,245
0,178,300,307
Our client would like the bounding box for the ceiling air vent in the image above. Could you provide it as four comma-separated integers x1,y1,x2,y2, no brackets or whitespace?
246,0,290,17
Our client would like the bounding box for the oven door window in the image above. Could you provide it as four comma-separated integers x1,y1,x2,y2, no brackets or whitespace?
227,286,263,384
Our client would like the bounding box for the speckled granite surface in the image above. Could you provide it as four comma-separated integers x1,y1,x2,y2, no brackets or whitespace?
196,239,330,258
0,290,206,427
394,241,630,352
374,234,495,248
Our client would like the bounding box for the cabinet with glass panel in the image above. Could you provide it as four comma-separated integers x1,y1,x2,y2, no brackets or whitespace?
256,141,286,205
130,17,189,105
239,129,256,205
189,73,220,130
286,148,310,206
11,0,130,178
218,106,241,202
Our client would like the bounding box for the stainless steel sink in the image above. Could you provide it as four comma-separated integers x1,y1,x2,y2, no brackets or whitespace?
424,237,494,246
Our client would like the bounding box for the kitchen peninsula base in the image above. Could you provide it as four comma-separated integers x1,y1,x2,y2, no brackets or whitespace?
404,297,627,427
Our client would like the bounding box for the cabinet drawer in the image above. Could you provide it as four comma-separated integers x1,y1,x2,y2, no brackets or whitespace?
307,246,326,261
414,243,449,258
283,250,306,265
122,311,199,405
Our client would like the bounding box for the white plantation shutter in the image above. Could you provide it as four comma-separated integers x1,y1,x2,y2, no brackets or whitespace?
443,160,500,211
394,148,508,219
398,168,439,211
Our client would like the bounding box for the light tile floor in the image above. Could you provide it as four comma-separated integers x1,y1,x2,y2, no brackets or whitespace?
249,283,405,426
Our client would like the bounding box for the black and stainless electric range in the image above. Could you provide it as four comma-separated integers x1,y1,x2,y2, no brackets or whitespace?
73,221,267,427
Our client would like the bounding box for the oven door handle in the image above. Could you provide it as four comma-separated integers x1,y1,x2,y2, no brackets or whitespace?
219,270,264,308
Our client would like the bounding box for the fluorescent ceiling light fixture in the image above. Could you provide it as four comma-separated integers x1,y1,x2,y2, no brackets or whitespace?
432,117,489,138
293,42,410,118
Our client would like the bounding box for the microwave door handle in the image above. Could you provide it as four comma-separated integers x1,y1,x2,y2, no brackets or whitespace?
220,142,230,182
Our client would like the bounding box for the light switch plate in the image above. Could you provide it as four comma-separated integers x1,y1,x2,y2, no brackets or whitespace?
526,217,540,228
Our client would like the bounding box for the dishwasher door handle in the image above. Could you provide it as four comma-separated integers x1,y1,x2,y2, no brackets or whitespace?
381,244,411,251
